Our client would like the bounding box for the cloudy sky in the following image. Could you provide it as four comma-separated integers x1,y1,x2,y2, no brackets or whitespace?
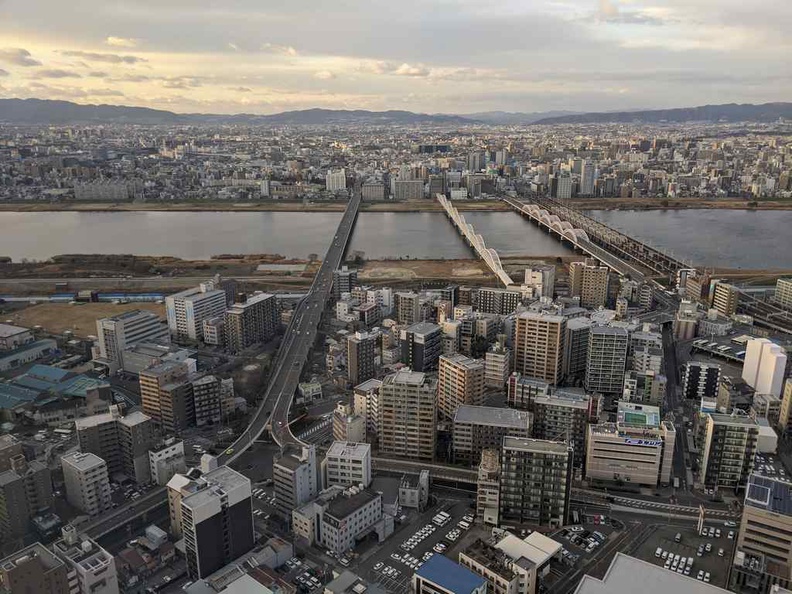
0,0,789,114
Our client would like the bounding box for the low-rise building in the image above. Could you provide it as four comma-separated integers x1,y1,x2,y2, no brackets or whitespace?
0,542,70,594
320,488,383,554
324,441,371,488
413,554,488,594
148,438,186,485
51,526,118,594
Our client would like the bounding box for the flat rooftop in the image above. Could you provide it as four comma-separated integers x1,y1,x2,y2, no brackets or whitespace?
404,321,441,335
454,405,532,429
354,378,382,392
182,465,249,509
496,532,562,567
746,474,792,516
0,542,64,573
415,554,486,593
325,489,379,521
502,436,571,455
441,353,484,370
326,441,371,459
386,369,428,386
617,402,660,428
0,323,29,338
61,451,105,471
575,552,730,594
709,413,759,427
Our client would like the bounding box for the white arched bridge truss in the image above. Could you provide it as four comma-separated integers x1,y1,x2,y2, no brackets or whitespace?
436,194,515,287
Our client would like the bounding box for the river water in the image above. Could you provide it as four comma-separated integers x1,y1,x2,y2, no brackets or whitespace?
0,209,788,268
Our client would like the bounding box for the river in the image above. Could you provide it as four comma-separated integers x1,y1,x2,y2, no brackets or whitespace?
0,209,788,268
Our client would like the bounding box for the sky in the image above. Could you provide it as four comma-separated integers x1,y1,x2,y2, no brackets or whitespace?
0,0,789,115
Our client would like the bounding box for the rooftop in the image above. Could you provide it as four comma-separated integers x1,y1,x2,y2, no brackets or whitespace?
575,552,729,594
325,489,380,521
181,465,250,510
415,554,486,593
709,412,760,427
454,405,532,429
0,542,64,574
441,353,485,370
495,532,562,567
326,441,371,459
385,369,429,386
0,323,30,338
745,474,792,516
354,378,382,392
61,452,106,472
502,436,571,455
404,321,441,336
617,401,660,428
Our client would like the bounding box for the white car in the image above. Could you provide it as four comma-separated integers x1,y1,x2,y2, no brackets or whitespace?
374,562,383,571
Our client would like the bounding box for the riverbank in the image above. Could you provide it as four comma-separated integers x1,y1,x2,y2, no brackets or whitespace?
569,197,792,210
0,199,511,213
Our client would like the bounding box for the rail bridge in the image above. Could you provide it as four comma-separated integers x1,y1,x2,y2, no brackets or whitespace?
505,193,692,281
436,194,515,286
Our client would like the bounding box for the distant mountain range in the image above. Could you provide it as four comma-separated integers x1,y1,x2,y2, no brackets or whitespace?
0,98,789,126
0,99,472,126
533,103,792,125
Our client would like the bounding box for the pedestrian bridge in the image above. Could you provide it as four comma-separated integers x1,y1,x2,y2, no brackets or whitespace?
436,194,514,287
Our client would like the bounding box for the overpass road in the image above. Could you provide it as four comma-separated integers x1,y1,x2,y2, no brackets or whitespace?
220,186,362,463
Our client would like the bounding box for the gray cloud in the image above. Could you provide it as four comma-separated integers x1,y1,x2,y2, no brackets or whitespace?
0,48,41,67
61,50,146,64
88,71,109,77
36,69,82,78
0,69,8,77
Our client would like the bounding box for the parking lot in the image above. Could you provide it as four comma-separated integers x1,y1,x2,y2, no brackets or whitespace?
353,498,475,593
631,521,738,588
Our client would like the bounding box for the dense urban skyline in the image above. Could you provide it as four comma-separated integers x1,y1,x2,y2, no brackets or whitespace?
0,0,790,114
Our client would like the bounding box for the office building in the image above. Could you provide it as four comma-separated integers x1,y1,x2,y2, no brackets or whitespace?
332,402,366,443
75,406,157,484
499,437,572,528
563,317,592,381
95,310,169,372
166,283,227,342
580,159,596,196
347,332,376,386
400,322,442,372
731,474,792,593
460,532,561,594
575,552,731,594
333,266,358,300
148,438,186,486
485,341,511,389
353,378,381,437
273,445,318,518
477,287,522,315
513,312,566,385
778,380,792,435
586,403,675,486
743,338,788,397
622,369,666,407
394,291,421,325
569,260,609,309
507,373,550,410
139,360,194,432
326,168,346,192
190,374,223,426
524,266,555,298
775,278,792,309
412,554,488,594
682,361,722,400
585,326,629,395
553,172,572,200
699,413,759,491
224,292,278,353
0,455,53,542
320,489,383,554
179,466,254,579
0,542,70,594
532,390,593,468
61,452,111,517
52,526,118,594
710,281,739,317
325,441,371,488
378,370,437,461
438,354,485,420
453,405,532,465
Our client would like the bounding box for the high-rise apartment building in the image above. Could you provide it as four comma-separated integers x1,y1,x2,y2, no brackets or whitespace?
61,452,111,517
585,326,629,394
51,526,118,594
437,354,485,420
499,437,572,528
0,542,70,594
485,341,511,389
394,291,420,325
378,370,437,461
190,374,223,426
332,402,366,443
506,373,550,410
95,310,169,371
710,281,739,317
622,369,666,407
774,278,792,309
742,338,788,397
580,159,596,196
513,312,566,385
166,283,227,342
75,406,157,484
139,360,194,432
524,265,555,298
562,317,592,382
273,445,318,518
532,390,594,468
400,322,442,372
699,413,759,491
347,331,376,386
682,361,721,400
326,168,347,192
777,380,792,435
324,441,372,488
476,287,522,315
452,405,532,465
0,435,23,474
353,378,381,438
333,266,358,300
569,260,609,309
0,455,53,542
179,466,254,579
223,292,278,354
